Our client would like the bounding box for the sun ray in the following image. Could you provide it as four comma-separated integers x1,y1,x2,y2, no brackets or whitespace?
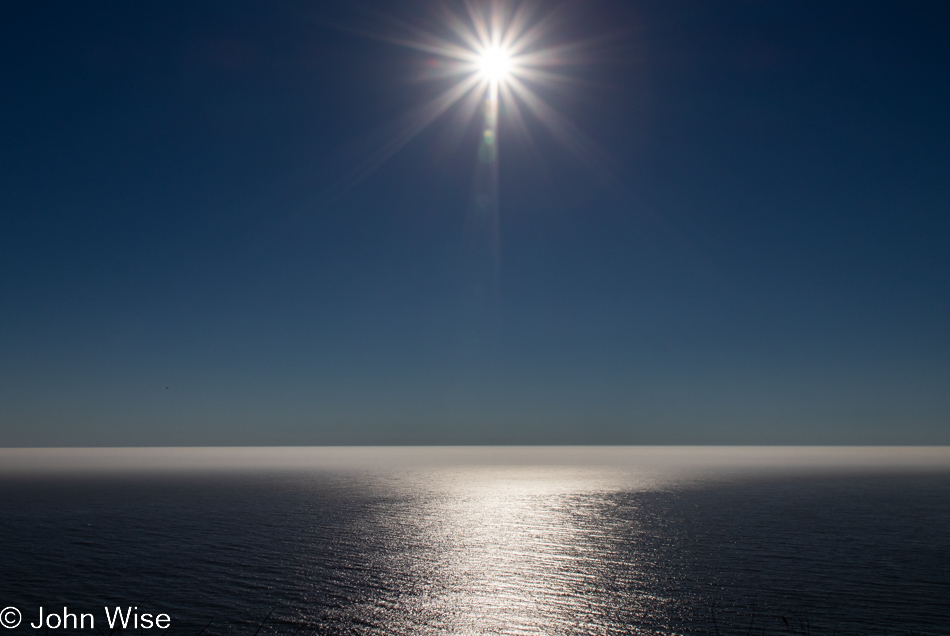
331,73,484,196
325,1,618,204
504,73,614,177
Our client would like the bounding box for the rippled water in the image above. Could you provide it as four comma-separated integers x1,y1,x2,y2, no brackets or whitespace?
0,447,948,635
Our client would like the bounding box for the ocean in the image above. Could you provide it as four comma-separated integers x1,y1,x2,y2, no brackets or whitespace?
0,447,948,636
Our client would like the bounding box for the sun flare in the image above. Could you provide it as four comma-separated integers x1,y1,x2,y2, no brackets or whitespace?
341,2,608,203
478,46,512,83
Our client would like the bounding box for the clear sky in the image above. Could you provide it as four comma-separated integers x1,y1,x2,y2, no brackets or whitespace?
1,0,948,446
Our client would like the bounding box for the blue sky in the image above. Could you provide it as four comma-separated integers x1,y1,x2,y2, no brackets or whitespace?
1,0,948,445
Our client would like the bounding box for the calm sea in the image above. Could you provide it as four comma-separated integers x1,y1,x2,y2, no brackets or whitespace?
0,447,948,636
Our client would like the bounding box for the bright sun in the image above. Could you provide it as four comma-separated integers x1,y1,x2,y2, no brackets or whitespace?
346,1,601,194
478,46,512,82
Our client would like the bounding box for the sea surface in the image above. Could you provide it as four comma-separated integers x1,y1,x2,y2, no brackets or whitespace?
0,447,948,636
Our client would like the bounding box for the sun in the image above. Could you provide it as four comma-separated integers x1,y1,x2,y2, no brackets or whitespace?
478,46,512,83
336,1,609,202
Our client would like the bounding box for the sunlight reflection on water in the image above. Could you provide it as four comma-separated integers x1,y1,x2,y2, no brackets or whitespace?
1,448,948,635
392,469,630,635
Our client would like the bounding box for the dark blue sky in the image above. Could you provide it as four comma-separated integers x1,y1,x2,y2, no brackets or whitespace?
2,1,948,446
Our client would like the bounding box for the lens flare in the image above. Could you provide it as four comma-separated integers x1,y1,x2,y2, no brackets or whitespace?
333,2,613,208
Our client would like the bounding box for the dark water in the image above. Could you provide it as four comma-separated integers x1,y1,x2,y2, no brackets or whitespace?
0,448,948,636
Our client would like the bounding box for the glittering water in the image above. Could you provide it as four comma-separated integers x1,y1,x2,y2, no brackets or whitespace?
0,448,948,636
